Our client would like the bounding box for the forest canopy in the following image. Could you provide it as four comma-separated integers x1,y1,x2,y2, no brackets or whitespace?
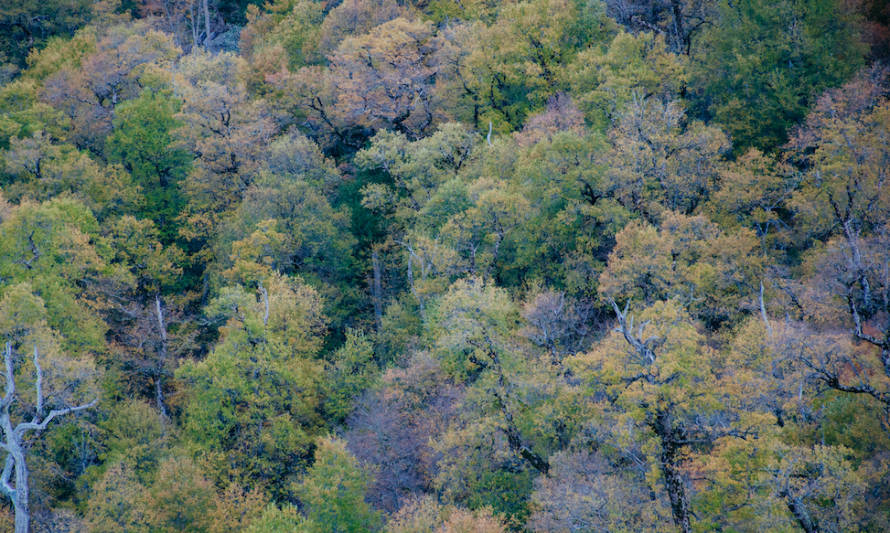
0,0,889,531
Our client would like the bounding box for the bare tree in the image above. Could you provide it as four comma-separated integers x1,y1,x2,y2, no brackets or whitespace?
520,289,597,365
0,344,96,533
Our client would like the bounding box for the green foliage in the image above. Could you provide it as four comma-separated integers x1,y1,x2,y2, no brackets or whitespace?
2,5,890,532
297,436,382,533
0,0,95,68
565,30,688,129
245,504,305,533
105,88,190,240
449,0,617,129
322,329,379,422
599,211,763,326
0,79,71,148
94,400,166,483
691,0,867,152
0,197,114,354
3,134,138,217
178,275,327,498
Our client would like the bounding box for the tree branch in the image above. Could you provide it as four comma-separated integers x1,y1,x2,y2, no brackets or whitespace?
609,298,657,365
0,454,13,499
14,400,98,438
32,348,42,417
1,344,14,411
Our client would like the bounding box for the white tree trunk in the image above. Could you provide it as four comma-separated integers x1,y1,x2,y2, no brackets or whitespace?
0,344,96,533
202,0,212,49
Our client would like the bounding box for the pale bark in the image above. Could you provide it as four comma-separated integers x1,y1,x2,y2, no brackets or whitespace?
154,295,169,418
190,0,199,48
760,281,773,338
202,0,212,49
0,343,96,533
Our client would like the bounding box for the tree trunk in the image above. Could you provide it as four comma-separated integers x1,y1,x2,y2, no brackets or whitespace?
154,295,169,418
371,250,383,332
670,0,689,54
202,0,212,49
660,451,692,533
653,410,692,533
1,344,96,533
781,489,820,533
760,280,773,337
12,446,28,533
841,218,871,308
190,0,199,49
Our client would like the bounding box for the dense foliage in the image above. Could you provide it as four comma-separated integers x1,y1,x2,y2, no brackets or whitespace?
0,0,889,531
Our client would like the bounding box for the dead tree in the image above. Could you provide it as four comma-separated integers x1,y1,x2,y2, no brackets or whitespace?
0,344,96,533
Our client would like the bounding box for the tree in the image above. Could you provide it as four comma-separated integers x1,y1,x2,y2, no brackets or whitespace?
321,329,378,423
604,0,716,54
296,436,382,533
102,216,187,414
2,134,137,219
519,288,596,363
328,17,443,138
0,0,94,68
39,21,182,151
490,130,616,295
356,123,479,230
240,0,324,71
443,0,616,130
568,300,762,532
705,149,797,252
438,176,529,280
223,169,356,287
426,279,579,521
512,93,587,147
245,504,305,533
784,69,890,403
345,352,461,512
0,343,96,533
0,75,73,149
84,460,146,532
706,318,884,531
139,454,218,533
602,97,729,220
563,30,688,129
386,496,508,533
781,242,890,414
788,67,890,241
219,159,358,328
177,274,327,498
174,50,277,252
691,0,867,153
0,198,116,355
317,0,403,58
105,88,191,240
528,449,673,531
599,211,763,326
